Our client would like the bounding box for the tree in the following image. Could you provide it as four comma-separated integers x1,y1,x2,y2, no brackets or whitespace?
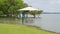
37,10,43,14
0,0,28,16
29,10,43,18
29,11,36,18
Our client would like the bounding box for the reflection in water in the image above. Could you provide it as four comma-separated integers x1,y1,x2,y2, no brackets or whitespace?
0,17,41,24
0,17,21,24
0,17,40,24
23,14,60,33
24,17,34,23
24,17,41,25
0,14,60,33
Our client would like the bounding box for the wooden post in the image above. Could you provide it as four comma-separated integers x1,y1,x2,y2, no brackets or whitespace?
22,11,25,24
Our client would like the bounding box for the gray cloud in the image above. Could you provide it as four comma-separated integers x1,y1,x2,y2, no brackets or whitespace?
23,0,60,12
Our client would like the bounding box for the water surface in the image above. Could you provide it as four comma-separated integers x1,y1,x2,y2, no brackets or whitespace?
0,14,60,33
24,14,60,33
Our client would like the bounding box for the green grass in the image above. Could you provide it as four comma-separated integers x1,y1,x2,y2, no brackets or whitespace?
0,23,57,34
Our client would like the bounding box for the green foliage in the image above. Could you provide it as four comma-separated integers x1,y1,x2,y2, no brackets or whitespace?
37,10,43,14
0,11,3,15
29,10,43,15
0,0,28,16
29,10,43,18
29,10,43,16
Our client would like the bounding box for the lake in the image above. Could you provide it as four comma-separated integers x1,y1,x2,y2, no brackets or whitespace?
0,14,60,33
24,14,60,33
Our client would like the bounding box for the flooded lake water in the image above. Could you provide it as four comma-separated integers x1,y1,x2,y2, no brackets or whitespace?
0,14,60,33
24,14,60,33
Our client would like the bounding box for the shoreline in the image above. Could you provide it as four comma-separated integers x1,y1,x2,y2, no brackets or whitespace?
24,24,60,34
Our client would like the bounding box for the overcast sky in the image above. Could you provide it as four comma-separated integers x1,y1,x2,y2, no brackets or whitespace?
23,0,60,12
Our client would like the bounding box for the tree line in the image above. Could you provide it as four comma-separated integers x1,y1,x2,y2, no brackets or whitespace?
0,0,43,17
0,0,28,16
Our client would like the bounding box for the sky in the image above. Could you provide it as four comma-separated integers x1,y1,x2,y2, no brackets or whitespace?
23,0,60,12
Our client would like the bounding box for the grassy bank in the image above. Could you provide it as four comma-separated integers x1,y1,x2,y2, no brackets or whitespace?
0,23,57,34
